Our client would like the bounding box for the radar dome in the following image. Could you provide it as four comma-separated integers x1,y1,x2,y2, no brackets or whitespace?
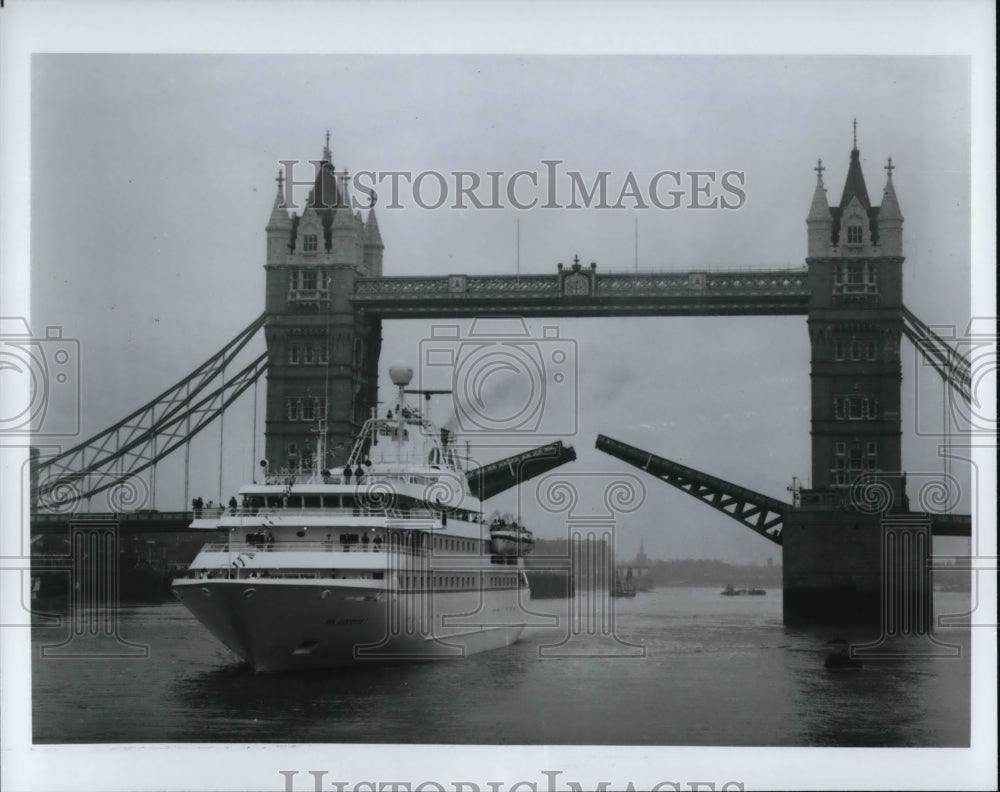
389,363,414,386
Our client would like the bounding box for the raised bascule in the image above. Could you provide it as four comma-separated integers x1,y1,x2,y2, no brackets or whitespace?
32,130,973,633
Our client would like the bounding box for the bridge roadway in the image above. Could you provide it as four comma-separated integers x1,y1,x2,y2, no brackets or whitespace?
352,268,811,318
31,511,199,535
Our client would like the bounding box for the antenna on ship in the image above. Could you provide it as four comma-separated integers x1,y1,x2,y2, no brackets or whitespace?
311,418,327,481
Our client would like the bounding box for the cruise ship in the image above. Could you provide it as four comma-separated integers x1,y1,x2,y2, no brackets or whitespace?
171,364,535,671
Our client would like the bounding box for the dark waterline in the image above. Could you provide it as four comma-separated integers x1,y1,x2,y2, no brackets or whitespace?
31,587,970,745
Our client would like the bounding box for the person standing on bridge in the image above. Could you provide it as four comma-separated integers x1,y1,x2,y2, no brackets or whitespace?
229,496,238,515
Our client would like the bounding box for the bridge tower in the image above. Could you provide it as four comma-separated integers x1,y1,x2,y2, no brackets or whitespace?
262,135,383,472
785,132,923,628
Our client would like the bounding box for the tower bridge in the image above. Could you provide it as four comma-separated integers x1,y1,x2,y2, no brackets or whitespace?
31,133,975,631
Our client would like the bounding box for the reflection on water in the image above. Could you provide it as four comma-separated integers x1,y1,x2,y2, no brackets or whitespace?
31,589,970,745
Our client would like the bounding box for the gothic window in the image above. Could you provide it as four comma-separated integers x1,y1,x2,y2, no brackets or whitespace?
303,345,315,365
848,447,864,472
302,400,316,422
834,458,847,486
317,398,327,419
289,345,300,365
303,234,318,253
866,442,877,457
837,394,872,420
833,339,846,361
301,270,317,290
846,225,863,245
849,339,861,360
318,344,329,364
287,400,300,421
864,341,877,361
835,442,847,456
287,442,298,457
846,262,865,284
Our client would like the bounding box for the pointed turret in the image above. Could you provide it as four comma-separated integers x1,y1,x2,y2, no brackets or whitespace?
266,177,292,231
839,146,872,209
364,206,383,245
806,159,833,257
266,171,292,266
329,168,363,265
878,157,903,256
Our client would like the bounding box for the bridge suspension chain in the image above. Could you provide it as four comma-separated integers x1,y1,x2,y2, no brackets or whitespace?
34,314,267,509
901,306,972,403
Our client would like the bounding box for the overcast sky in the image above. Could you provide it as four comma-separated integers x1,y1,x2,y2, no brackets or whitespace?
23,53,980,563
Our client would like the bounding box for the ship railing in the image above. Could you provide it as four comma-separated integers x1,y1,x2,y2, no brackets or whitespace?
260,472,454,487
198,540,426,556
221,506,447,520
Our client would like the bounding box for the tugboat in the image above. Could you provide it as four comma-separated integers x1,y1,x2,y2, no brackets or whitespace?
823,639,863,670
488,513,535,559
612,570,638,598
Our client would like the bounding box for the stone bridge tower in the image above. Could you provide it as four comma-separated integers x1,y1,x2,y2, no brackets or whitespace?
785,130,914,627
262,135,383,472
805,132,905,507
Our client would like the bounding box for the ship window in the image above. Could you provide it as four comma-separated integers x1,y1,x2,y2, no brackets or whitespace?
303,234,318,253
303,495,321,508
847,225,863,245
286,496,303,508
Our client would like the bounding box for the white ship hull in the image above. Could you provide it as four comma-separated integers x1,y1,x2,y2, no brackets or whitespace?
172,369,544,672
173,576,528,672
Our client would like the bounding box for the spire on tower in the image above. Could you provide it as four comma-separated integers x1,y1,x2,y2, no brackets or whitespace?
323,130,332,163
807,158,831,222
839,142,871,209
266,169,292,230
880,156,903,221
852,118,858,150
364,206,382,246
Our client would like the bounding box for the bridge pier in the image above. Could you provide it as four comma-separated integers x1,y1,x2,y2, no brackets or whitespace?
783,505,933,634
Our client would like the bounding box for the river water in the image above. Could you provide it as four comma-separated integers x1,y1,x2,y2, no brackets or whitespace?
30,587,970,747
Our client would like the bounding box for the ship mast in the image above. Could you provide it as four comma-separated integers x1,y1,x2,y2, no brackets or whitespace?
311,418,327,479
